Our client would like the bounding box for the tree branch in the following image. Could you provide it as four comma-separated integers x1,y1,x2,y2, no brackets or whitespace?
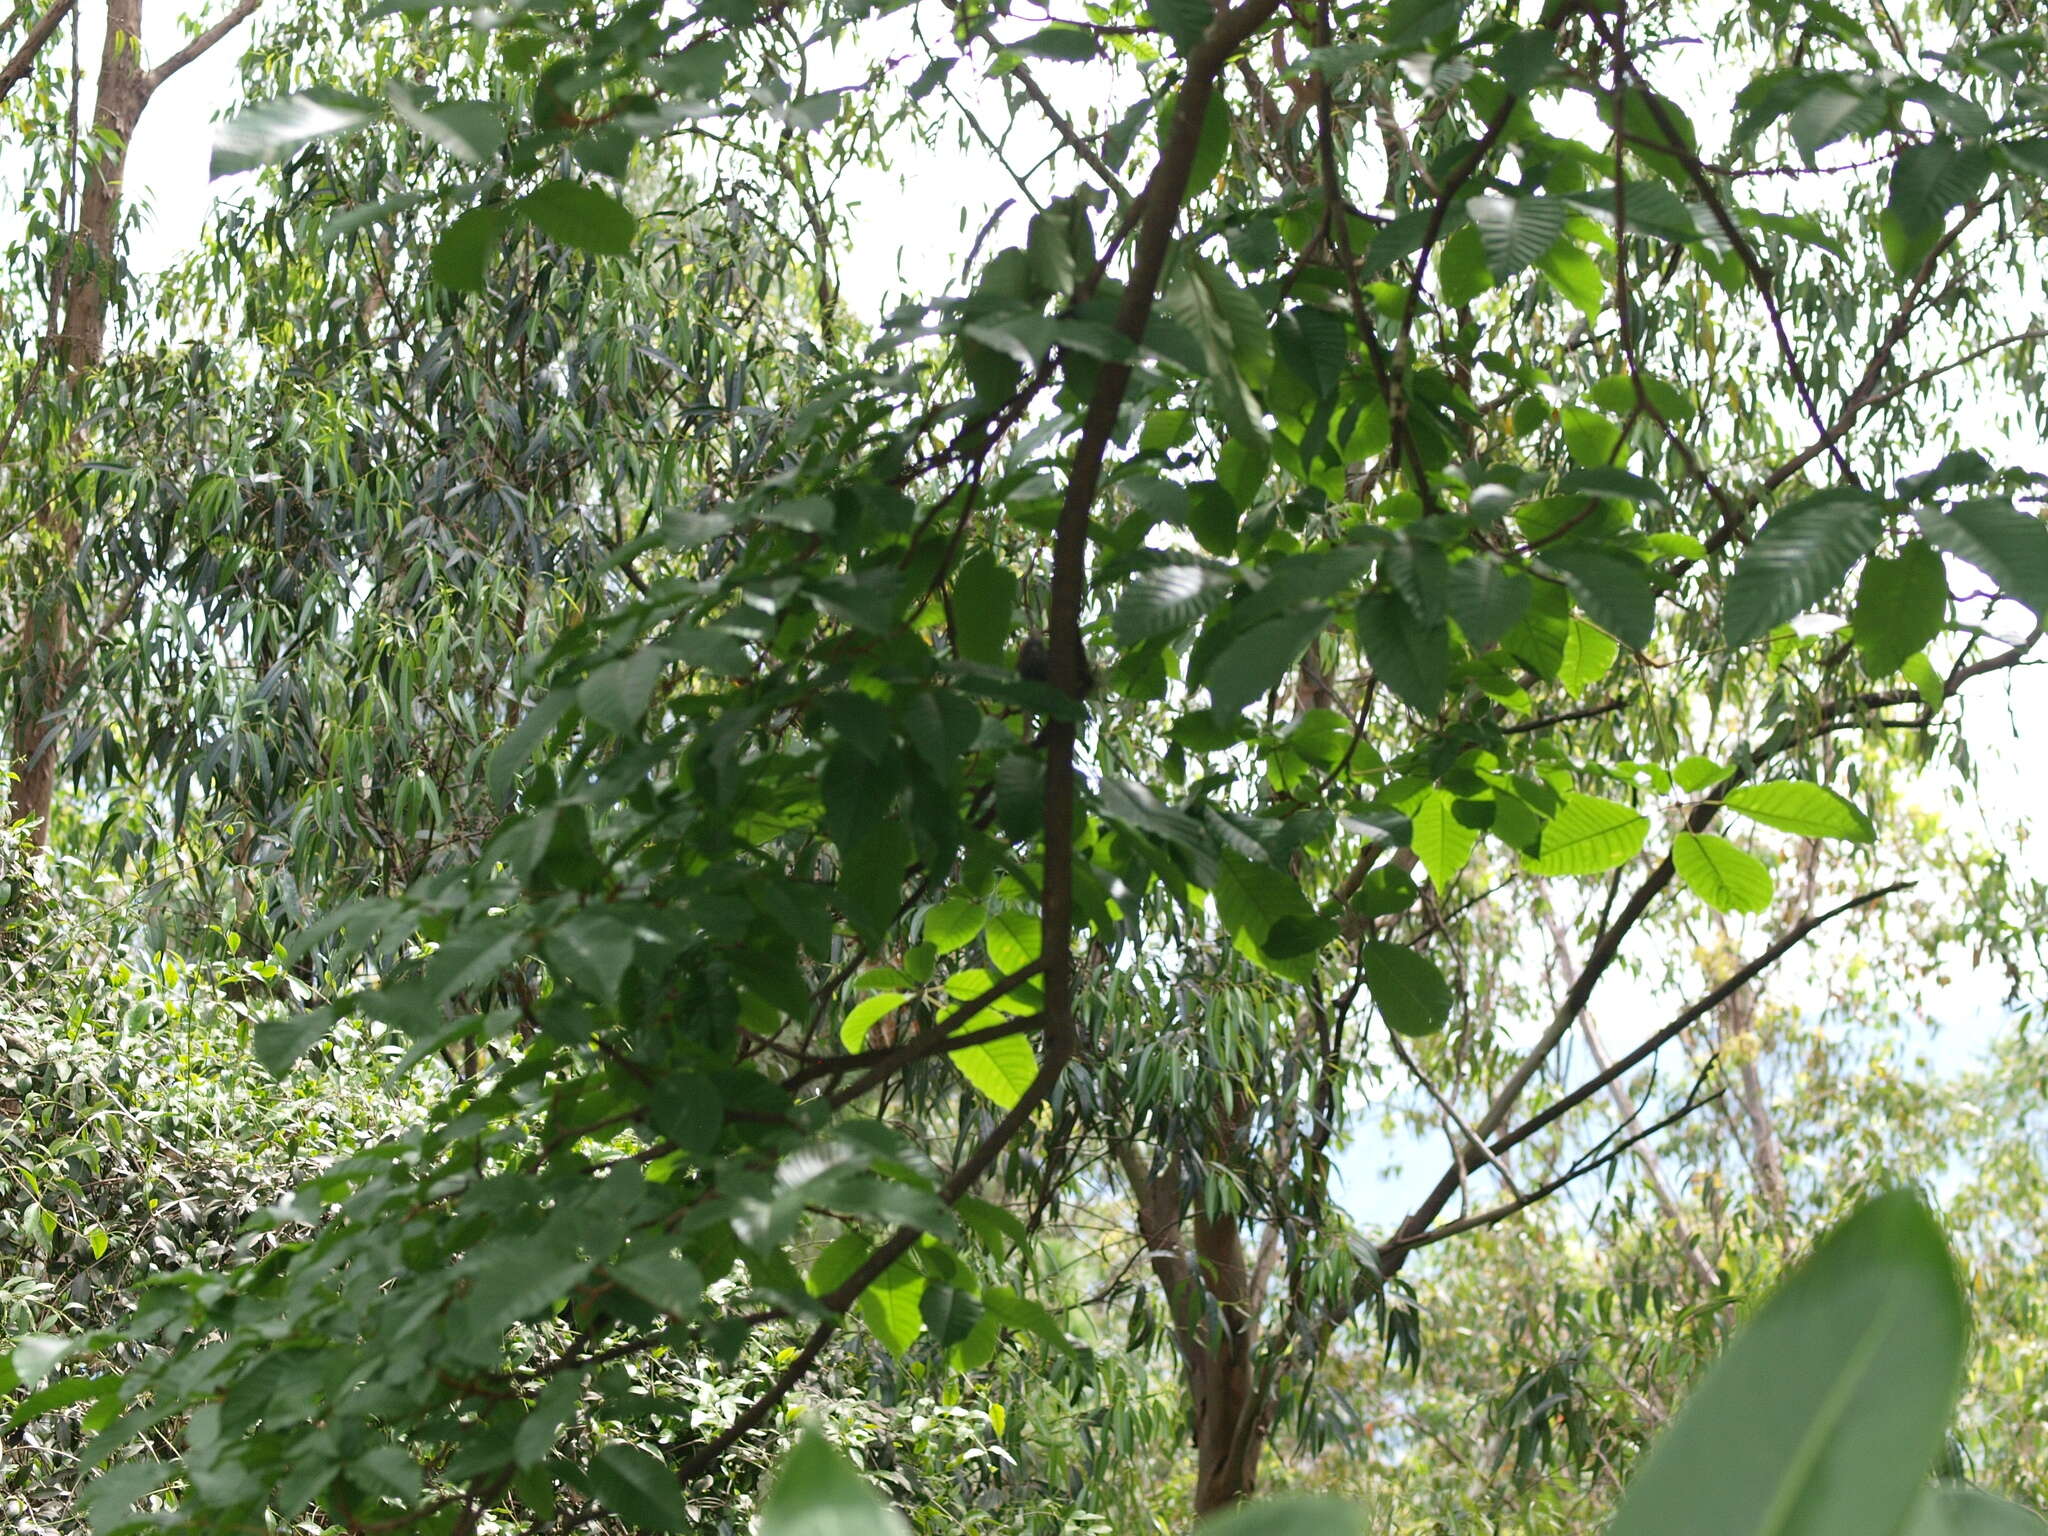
0,0,73,105
145,0,262,90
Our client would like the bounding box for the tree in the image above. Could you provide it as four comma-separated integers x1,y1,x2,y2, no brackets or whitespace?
13,0,2048,1526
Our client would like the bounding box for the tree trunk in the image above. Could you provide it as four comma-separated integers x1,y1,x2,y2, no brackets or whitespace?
8,0,146,840
1118,1142,1275,1517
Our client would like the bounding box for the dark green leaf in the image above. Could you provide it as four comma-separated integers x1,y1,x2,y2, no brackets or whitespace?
1116,564,1236,644
520,180,637,256
1852,540,1946,676
590,1445,690,1533
1204,608,1329,717
1544,547,1653,649
1447,558,1530,651
1467,193,1567,278
432,206,510,291
1724,490,1884,646
1357,592,1449,714
1358,942,1453,1037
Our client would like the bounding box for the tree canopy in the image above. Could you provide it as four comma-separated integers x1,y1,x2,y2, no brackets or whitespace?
5,0,2048,1529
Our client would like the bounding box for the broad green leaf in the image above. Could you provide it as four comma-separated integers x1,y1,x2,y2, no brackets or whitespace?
1904,1487,2048,1536
1523,793,1648,877
952,551,1017,664
1919,498,2048,618
1447,557,1530,651
1467,193,1567,278
1557,619,1620,696
1560,407,1623,468
542,912,638,1003
255,1006,339,1077
922,899,985,955
808,1231,870,1298
1723,782,1876,842
1546,548,1653,649
1675,755,1730,793
608,1252,704,1318
386,81,504,163
1886,139,1989,240
1356,592,1449,714
759,1431,910,1536
841,992,910,1052
590,1445,689,1533
984,910,1041,975
857,1257,927,1356
1011,24,1098,59
1116,564,1236,644
579,650,666,733
1197,1498,1367,1535
431,206,510,291
1213,853,1318,982
1150,0,1213,52
211,90,379,178
1409,789,1478,891
1853,540,1947,676
950,1030,1039,1109
1725,491,1885,646
1672,833,1773,914
1358,942,1452,1037
1607,1191,1966,1536
918,1284,986,1349
520,179,637,256
1539,242,1604,322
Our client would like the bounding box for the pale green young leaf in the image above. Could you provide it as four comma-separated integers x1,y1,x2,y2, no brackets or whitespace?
1723,782,1876,842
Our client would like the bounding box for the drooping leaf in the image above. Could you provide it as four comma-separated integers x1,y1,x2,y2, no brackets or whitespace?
211,90,380,178
949,1029,1039,1109
1358,942,1453,1037
856,1257,927,1357
1447,557,1530,651
1853,540,1948,676
1205,609,1329,716
1607,1191,1966,1536
1467,193,1568,278
1545,547,1654,649
1903,1487,2048,1536
1556,618,1620,696
1197,1498,1367,1536
1409,789,1479,891
1117,564,1237,644
1725,491,1885,646
1356,592,1449,714
840,992,910,1052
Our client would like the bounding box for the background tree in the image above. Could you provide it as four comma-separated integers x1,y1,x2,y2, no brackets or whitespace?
7,0,2048,1529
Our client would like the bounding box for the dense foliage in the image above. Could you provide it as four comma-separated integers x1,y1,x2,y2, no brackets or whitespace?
8,0,2048,1529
